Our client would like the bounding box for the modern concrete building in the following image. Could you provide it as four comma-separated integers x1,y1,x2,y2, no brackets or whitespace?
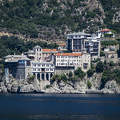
67,32,91,52
67,32,100,60
84,37,101,60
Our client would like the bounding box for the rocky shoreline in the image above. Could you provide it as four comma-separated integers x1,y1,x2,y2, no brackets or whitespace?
0,74,120,94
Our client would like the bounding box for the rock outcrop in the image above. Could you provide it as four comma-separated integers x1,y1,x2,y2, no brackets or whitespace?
0,73,120,94
102,80,120,94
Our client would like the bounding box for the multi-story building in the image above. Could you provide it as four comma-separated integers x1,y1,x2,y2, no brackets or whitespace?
84,38,101,60
104,48,118,63
4,45,91,81
67,32,100,60
32,62,54,81
4,54,31,81
67,32,91,52
54,52,91,74
96,29,115,38
25,46,58,62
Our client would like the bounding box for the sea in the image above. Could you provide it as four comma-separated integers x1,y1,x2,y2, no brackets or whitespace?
0,93,120,120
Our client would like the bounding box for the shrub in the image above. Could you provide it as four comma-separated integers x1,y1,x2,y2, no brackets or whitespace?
68,71,73,78
45,85,52,89
74,67,86,80
96,61,104,73
87,69,94,78
28,75,35,84
109,61,115,66
61,74,67,82
100,70,115,89
87,80,92,89
100,51,105,57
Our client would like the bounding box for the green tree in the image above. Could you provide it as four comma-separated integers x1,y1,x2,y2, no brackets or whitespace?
100,69,115,89
51,74,61,83
74,67,86,80
27,75,35,84
68,71,73,78
96,61,104,73
87,69,94,78
61,74,67,82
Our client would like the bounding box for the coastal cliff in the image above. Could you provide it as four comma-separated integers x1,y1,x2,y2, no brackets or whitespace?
0,72,120,94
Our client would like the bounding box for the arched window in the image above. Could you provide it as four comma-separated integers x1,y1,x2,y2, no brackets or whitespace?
46,73,49,80
37,73,40,80
42,73,44,80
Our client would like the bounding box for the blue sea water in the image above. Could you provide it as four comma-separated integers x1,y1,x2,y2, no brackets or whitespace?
0,94,120,120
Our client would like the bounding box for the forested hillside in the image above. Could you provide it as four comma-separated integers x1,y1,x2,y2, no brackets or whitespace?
0,36,58,58
0,0,120,41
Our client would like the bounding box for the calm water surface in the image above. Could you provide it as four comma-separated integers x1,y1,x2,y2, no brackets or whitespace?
0,94,120,120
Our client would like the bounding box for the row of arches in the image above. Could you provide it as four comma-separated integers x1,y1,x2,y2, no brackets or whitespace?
33,73,53,81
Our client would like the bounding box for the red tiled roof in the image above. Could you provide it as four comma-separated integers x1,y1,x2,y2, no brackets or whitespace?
59,43,66,47
101,29,111,32
42,49,57,52
55,53,82,56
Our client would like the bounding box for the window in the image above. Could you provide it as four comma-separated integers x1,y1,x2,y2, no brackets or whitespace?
46,64,49,67
83,63,88,69
26,61,30,66
38,64,41,66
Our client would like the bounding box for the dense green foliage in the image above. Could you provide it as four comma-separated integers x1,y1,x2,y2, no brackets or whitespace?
51,68,86,84
0,61,4,81
101,69,114,88
0,0,87,37
94,61,120,88
0,36,58,58
74,67,86,80
87,69,95,78
101,40,118,46
96,61,104,73
1,0,120,40
101,68,120,88
99,0,120,32
51,74,68,83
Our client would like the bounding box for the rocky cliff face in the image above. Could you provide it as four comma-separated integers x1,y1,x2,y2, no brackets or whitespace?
0,0,120,41
0,73,120,94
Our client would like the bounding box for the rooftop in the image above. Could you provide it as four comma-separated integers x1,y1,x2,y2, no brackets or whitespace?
101,29,111,32
67,32,91,36
55,53,82,57
5,54,25,58
5,54,30,62
42,49,57,52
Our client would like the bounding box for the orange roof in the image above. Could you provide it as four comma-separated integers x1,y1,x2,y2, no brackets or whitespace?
42,49,57,52
58,43,66,47
101,29,111,32
55,53,82,56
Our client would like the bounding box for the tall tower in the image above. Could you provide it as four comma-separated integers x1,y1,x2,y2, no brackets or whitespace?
33,46,43,62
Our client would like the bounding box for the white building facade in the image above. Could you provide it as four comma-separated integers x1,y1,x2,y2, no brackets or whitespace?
54,52,91,72
32,62,54,81
4,45,91,81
